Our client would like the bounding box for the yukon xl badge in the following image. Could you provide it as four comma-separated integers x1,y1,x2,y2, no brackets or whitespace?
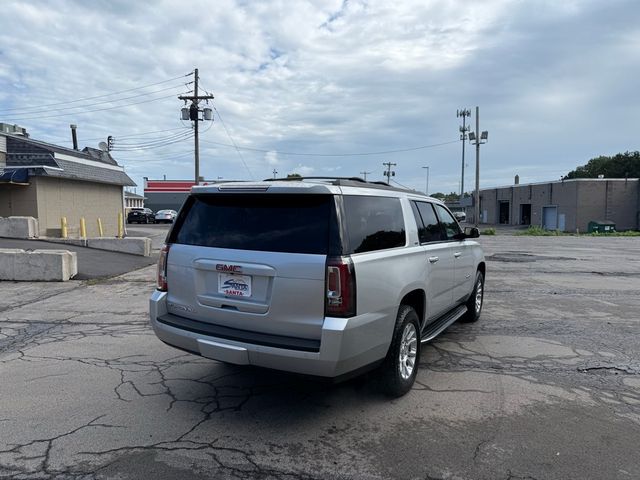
168,302,194,313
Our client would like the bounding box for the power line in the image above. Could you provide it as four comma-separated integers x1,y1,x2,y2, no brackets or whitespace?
116,150,196,162
391,179,414,190
4,91,192,121
48,127,191,145
200,138,458,157
111,133,194,151
113,130,194,147
0,83,192,117
212,106,255,180
0,73,193,113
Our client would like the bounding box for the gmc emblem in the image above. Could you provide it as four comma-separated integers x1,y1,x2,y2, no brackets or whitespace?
216,264,242,273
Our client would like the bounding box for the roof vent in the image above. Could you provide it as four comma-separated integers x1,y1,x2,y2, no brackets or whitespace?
0,123,28,137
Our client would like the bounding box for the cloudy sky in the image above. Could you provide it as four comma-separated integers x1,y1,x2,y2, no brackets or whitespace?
1,0,638,194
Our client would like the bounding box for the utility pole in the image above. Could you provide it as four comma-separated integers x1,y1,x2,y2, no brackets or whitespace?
468,106,488,226
457,108,471,197
179,68,214,184
383,162,396,184
422,166,430,195
360,171,372,181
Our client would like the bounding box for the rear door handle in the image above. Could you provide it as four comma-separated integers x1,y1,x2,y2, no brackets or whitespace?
454,252,462,258
428,256,439,263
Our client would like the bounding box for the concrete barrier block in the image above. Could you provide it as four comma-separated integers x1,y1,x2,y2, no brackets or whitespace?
87,237,151,257
40,237,88,247
0,216,39,239
0,249,77,281
0,248,17,279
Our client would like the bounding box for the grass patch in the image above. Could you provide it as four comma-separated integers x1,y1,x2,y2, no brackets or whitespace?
515,226,569,236
480,228,496,235
586,230,640,237
515,225,640,237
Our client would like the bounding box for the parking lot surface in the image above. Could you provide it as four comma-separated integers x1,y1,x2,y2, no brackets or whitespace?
1,235,639,479
0,238,157,280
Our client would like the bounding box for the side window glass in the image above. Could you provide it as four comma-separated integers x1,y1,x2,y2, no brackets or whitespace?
410,202,426,243
343,196,406,254
434,204,462,240
415,202,444,243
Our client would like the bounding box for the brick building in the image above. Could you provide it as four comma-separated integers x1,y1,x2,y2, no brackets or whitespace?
468,178,640,231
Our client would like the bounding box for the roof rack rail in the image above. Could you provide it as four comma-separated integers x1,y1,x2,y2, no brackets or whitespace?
264,176,367,183
260,176,425,194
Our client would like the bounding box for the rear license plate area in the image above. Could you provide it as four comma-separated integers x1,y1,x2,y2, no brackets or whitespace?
218,273,252,297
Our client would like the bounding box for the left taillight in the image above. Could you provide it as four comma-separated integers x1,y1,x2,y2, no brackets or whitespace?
157,244,170,291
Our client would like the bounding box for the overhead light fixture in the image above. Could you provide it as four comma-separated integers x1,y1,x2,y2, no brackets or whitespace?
468,132,476,141
481,131,488,140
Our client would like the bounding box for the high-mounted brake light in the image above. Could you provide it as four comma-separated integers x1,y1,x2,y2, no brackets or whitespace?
157,244,170,291
326,256,356,317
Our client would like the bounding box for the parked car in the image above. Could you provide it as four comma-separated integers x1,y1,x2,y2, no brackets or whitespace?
127,208,155,224
155,209,178,224
453,210,466,222
150,178,485,396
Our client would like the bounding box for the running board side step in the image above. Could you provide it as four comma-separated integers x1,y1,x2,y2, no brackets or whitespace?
420,305,467,343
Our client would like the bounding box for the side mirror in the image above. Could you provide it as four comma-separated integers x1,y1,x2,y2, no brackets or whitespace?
464,227,480,238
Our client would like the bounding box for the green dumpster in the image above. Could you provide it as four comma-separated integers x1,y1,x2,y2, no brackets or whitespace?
587,220,616,233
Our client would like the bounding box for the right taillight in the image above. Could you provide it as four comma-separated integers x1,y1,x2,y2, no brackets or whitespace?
157,244,170,291
326,256,356,317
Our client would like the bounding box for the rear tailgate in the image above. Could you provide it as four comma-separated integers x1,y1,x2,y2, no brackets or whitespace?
165,192,337,341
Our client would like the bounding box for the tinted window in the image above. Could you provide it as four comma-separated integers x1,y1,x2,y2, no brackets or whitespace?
412,201,444,243
172,194,333,254
343,196,405,254
434,204,462,240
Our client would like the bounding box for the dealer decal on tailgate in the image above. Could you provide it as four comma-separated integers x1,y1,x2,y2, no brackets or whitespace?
218,273,252,297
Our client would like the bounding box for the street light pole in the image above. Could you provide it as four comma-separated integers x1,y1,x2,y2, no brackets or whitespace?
468,106,488,227
422,166,430,195
475,107,480,226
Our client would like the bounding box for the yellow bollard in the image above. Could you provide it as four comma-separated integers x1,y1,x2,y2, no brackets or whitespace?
97,218,104,237
60,217,68,239
117,212,124,238
80,217,87,239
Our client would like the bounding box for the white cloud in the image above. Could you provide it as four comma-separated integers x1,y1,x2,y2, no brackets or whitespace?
0,0,638,193
264,150,280,166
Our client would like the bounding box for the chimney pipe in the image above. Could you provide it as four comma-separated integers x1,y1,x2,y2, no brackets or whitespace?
70,124,78,150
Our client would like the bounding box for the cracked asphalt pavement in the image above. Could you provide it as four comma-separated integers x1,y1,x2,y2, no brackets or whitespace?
1,235,639,479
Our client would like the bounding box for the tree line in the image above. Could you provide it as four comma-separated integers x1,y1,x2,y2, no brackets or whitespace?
563,151,640,179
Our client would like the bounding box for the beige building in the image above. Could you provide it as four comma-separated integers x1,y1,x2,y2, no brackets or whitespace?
467,178,640,232
0,127,135,237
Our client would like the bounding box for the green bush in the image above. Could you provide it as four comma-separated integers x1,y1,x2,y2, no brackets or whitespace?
516,226,567,236
587,230,640,237
515,225,640,237
480,228,496,235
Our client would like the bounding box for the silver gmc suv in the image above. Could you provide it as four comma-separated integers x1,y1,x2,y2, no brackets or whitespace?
149,177,485,396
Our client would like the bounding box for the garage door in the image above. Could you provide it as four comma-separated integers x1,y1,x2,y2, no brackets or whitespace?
543,206,558,230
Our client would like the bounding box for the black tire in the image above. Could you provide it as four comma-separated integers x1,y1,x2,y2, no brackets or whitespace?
379,305,421,397
461,270,484,323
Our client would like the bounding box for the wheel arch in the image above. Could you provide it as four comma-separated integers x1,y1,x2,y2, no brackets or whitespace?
399,289,426,329
477,261,486,277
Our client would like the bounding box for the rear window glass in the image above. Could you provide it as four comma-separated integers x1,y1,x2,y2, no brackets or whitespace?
171,194,332,254
343,196,406,254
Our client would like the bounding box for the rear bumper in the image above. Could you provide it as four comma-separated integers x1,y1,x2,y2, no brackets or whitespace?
149,290,393,377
